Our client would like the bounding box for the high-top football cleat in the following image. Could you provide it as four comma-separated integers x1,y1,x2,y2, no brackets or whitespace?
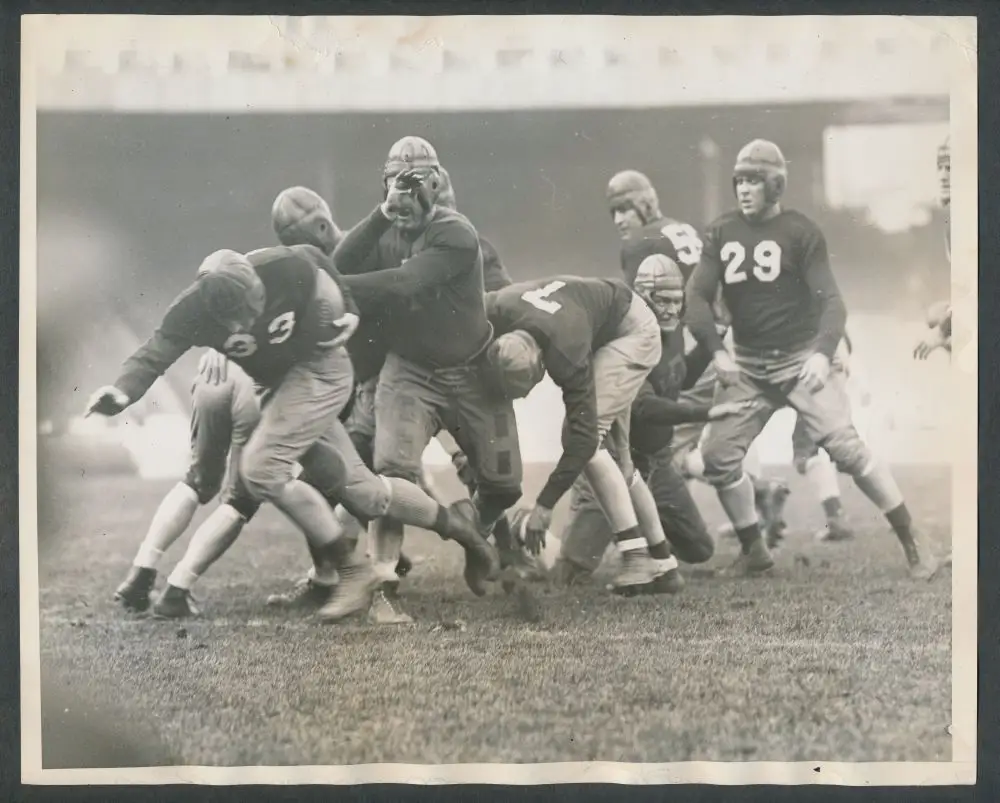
611,549,665,595
720,538,775,577
114,566,157,613
367,589,415,625
151,585,200,619
815,514,854,543
648,562,686,595
266,576,337,611
446,499,502,596
902,528,942,581
316,559,388,623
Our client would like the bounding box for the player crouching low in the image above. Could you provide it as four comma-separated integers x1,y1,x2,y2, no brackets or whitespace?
484,274,679,593
685,138,942,579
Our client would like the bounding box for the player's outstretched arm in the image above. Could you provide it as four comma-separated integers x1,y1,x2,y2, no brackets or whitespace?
535,364,601,511
94,288,202,413
631,380,712,426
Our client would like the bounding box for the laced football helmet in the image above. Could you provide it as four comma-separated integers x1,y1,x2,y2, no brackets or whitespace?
634,254,685,330
383,136,443,195
606,170,662,224
732,139,787,203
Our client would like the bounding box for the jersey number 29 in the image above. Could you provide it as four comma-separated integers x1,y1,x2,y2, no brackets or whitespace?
522,280,566,314
721,240,782,284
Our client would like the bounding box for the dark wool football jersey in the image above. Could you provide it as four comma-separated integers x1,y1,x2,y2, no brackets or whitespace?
686,209,847,360
480,235,513,292
630,328,713,457
114,244,346,402
619,217,705,288
335,206,491,368
486,275,633,509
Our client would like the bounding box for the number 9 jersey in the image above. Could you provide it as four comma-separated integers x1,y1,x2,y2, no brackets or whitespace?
619,217,704,288
694,209,843,356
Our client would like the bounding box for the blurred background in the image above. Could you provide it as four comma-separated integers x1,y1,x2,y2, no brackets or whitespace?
32,15,954,478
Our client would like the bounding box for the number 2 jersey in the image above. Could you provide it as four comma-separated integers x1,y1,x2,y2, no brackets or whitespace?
486,275,633,509
112,244,356,403
685,209,847,361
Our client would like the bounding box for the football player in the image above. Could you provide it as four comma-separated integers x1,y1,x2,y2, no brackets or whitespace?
603,169,791,547
485,274,679,592
685,139,941,579
332,136,519,616
87,244,492,624
552,255,730,589
914,136,952,360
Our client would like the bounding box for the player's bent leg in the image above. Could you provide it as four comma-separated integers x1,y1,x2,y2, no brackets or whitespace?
373,355,500,600
556,475,616,584
647,449,714,565
115,374,241,612
788,374,940,579
701,375,779,575
239,348,388,620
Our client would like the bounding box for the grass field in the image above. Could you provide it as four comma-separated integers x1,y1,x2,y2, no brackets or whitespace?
34,458,953,768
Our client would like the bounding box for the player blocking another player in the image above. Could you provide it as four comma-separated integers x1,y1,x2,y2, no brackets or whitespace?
485,274,678,592
685,139,941,579
89,244,489,623
333,136,519,612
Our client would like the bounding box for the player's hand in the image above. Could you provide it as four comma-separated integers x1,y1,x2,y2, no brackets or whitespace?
708,400,756,420
451,450,477,492
381,169,434,220
84,386,130,418
521,504,553,557
712,350,741,386
197,349,229,386
913,328,947,360
799,353,831,393
317,312,360,349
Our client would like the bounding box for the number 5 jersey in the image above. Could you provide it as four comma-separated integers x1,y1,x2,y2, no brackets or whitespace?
113,244,357,404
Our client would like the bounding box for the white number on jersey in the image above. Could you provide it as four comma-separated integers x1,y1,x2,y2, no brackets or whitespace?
661,223,704,266
720,240,782,284
223,333,258,358
268,311,296,344
521,280,567,314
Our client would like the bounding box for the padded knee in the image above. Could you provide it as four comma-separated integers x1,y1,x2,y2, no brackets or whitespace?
700,437,744,488
819,427,871,477
219,487,261,522
239,449,290,503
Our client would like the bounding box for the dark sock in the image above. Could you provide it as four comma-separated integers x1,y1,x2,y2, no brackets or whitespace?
735,524,763,554
648,541,672,560
614,525,643,546
886,503,913,537
822,497,843,520
433,505,450,536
